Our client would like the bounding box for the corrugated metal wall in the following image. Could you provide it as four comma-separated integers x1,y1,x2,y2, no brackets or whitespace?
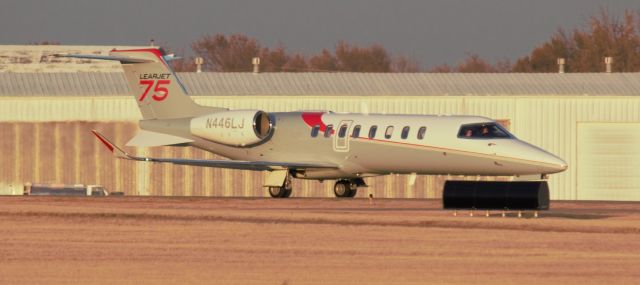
4,72,640,96
1,95,640,199
577,123,640,200
0,121,443,198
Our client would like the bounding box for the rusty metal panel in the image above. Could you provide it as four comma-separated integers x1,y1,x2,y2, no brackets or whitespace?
0,97,140,122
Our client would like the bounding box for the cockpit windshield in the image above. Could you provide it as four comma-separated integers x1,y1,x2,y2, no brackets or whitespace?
458,123,513,139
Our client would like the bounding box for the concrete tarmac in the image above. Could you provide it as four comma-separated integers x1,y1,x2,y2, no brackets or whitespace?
0,197,639,285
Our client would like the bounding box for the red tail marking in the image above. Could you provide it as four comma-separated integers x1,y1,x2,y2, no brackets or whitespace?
91,130,114,152
152,79,170,101
138,80,155,101
301,112,334,134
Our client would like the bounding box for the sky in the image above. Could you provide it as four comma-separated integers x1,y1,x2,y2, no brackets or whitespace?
1,0,639,69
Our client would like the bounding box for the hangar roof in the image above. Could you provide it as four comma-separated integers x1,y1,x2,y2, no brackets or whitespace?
1,72,639,96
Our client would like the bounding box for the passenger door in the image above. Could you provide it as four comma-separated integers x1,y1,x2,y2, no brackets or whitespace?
333,120,353,152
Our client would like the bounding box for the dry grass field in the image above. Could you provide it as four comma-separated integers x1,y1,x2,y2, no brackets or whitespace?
0,197,639,285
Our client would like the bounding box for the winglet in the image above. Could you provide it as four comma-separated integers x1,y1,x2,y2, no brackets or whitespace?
91,130,130,159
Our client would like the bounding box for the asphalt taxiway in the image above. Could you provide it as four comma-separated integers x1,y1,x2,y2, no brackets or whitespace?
0,197,638,285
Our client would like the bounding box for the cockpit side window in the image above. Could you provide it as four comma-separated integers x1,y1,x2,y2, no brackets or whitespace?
458,123,513,139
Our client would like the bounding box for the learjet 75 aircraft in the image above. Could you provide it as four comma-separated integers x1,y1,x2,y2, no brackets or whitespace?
58,48,567,199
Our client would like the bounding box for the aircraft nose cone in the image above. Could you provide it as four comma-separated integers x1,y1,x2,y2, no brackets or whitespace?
515,140,568,174
540,152,568,174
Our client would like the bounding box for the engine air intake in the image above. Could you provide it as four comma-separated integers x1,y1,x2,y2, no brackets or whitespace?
253,111,272,139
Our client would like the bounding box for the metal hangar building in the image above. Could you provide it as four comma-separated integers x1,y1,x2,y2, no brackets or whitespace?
1,71,639,200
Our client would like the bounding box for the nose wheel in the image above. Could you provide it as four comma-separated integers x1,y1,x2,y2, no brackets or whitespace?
334,179,358,198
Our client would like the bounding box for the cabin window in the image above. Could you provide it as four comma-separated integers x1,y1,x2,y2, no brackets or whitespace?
325,124,334,138
311,125,320,137
458,123,513,139
352,125,361,138
417,127,427,140
385,126,394,139
338,124,348,138
401,126,410,139
368,125,378,139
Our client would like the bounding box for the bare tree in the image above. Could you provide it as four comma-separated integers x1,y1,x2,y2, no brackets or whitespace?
456,54,495,73
335,41,391,72
429,63,453,73
512,29,572,72
283,53,308,72
28,41,61,45
191,34,260,72
183,33,449,73
259,46,288,72
391,56,421,72
171,57,197,72
514,9,640,72
309,49,338,71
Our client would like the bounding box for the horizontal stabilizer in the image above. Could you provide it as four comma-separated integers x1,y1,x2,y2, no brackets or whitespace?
53,53,155,64
126,130,193,147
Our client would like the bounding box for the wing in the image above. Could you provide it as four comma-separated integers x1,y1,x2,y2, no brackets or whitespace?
91,130,337,171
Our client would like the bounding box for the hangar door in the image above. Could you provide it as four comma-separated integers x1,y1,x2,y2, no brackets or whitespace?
577,123,640,201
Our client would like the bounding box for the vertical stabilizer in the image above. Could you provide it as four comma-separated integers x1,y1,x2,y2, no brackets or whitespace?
56,48,225,119
110,48,221,119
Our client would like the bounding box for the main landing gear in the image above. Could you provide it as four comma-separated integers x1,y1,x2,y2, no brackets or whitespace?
265,171,366,199
333,178,365,198
268,185,292,198
269,173,292,198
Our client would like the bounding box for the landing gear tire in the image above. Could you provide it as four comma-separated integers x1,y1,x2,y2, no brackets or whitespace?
269,173,293,198
269,186,292,198
334,180,356,198
348,187,358,197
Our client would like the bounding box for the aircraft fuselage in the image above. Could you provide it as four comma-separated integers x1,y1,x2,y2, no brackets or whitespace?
144,111,567,180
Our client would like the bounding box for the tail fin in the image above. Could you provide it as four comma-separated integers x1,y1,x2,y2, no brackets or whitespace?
57,47,224,119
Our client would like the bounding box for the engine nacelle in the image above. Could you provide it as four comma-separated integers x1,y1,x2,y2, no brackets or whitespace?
190,110,273,147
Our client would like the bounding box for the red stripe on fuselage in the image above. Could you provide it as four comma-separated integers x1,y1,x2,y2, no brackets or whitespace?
301,112,334,134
